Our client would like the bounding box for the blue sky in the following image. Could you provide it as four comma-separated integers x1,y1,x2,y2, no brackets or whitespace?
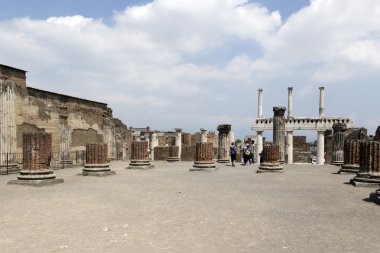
0,0,379,141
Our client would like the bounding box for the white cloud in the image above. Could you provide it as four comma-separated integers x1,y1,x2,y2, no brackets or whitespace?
1,0,380,137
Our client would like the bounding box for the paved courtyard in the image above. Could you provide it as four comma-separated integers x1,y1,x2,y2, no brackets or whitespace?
0,161,379,253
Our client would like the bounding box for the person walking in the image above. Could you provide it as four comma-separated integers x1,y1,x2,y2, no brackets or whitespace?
242,143,251,165
230,142,237,167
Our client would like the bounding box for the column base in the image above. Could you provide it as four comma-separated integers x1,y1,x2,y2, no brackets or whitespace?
331,161,344,166
167,157,180,162
257,163,284,173
8,169,63,186
190,161,218,172
369,189,380,205
339,164,359,174
216,159,230,163
82,166,115,177
350,173,380,187
84,163,110,168
126,160,154,170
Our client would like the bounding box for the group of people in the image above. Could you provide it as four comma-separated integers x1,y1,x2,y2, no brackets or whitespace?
229,140,254,167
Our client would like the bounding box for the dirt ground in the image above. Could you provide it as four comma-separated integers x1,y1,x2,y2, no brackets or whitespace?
0,161,379,253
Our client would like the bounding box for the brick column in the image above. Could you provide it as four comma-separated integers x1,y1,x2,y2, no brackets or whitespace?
82,143,115,176
8,133,63,186
339,140,361,174
257,144,283,173
190,143,217,172
167,146,180,162
350,141,380,187
126,141,154,169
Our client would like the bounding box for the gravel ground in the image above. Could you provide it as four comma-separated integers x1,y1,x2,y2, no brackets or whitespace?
0,161,379,253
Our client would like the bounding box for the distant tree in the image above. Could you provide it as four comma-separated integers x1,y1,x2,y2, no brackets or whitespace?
235,139,242,144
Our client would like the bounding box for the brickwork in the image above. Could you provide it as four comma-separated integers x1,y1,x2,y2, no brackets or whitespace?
153,147,169,161
23,133,52,170
181,145,196,161
359,141,380,174
168,146,179,158
195,143,213,162
182,133,192,145
261,144,280,164
85,143,108,165
344,140,361,165
131,141,149,160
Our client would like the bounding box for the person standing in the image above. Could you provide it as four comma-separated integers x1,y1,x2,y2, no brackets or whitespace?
230,142,237,167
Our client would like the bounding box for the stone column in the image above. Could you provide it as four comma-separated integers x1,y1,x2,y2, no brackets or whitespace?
288,87,293,118
150,133,158,160
257,144,283,173
331,123,347,165
175,128,182,160
316,130,325,165
273,106,286,163
8,133,63,186
339,140,361,174
190,143,217,172
256,131,263,164
200,128,208,143
350,141,380,187
126,141,154,169
257,88,263,118
217,124,231,163
167,146,180,162
83,143,115,176
286,131,293,164
228,131,235,145
59,125,73,167
319,86,325,118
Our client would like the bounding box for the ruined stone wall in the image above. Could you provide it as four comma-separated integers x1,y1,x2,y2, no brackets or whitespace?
1,64,130,163
154,146,169,160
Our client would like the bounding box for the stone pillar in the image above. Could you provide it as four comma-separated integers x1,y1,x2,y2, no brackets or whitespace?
0,79,17,169
273,106,286,163
316,130,325,165
175,128,182,160
256,131,263,164
288,87,293,118
339,140,361,174
150,133,158,160
257,88,263,118
331,123,347,165
228,131,235,145
167,146,180,162
217,124,231,163
350,141,380,187
319,86,325,118
59,125,73,167
8,133,63,186
190,143,217,172
126,141,154,169
257,144,283,173
200,128,208,143
82,143,114,176
286,131,293,164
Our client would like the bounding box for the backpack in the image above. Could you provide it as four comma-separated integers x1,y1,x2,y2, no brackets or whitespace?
244,149,250,155
230,146,236,155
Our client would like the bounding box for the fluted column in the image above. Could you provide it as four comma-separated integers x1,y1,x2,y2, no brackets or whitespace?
83,143,114,176
217,124,231,163
319,86,325,118
126,141,154,169
200,128,208,143
150,133,158,160
257,89,263,118
339,139,361,174
273,106,286,163
331,123,347,165
175,128,182,160
288,87,293,118
190,143,217,172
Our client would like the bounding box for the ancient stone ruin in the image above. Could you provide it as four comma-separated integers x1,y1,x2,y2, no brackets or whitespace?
82,143,115,176
350,140,380,187
331,123,347,165
8,133,63,186
167,146,180,162
126,141,154,169
339,140,361,174
257,144,283,173
217,124,231,163
273,106,286,164
190,143,217,172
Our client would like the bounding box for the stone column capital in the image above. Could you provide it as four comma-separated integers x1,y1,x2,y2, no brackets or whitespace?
217,124,231,134
174,128,182,133
273,106,286,117
332,123,347,133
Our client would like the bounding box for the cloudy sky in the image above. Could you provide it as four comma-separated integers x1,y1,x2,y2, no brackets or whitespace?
1,0,379,140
